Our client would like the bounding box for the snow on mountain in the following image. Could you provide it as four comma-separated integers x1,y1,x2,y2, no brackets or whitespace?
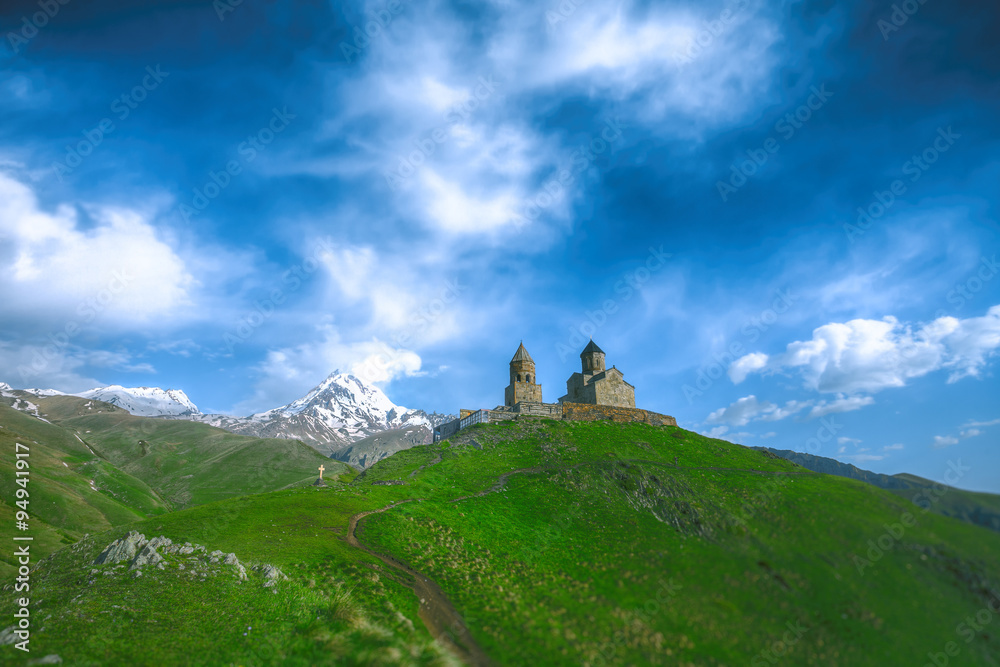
0,382,13,395
178,371,454,458
22,388,66,396
74,386,201,417
250,372,424,433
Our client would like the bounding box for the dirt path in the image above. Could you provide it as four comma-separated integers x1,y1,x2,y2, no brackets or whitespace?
346,456,817,663
347,502,492,667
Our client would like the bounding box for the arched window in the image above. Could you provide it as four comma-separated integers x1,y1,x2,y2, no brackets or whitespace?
517,374,522,382
526,374,531,383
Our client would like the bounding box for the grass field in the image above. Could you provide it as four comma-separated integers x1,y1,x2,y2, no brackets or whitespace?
2,418,998,665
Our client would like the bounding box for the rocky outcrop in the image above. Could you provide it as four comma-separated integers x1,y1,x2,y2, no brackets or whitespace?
93,534,264,585
94,530,146,565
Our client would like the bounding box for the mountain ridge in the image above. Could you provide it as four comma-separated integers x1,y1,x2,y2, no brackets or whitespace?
3,372,455,460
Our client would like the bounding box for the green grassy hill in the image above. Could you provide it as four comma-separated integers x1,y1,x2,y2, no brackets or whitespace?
28,395,351,510
3,420,999,665
758,447,1000,533
0,402,168,579
0,396,350,578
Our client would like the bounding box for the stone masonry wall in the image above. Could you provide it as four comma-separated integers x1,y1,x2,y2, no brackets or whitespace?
592,372,636,408
560,402,676,427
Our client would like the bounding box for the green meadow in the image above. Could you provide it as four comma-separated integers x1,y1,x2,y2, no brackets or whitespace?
2,407,999,665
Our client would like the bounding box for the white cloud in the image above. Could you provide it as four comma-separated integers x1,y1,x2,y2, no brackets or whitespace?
734,307,1000,393
705,395,811,426
960,429,981,439
963,418,1000,428
319,242,467,346
933,435,959,449
807,395,874,419
704,426,729,438
0,173,195,326
420,170,525,234
883,443,905,451
0,340,153,393
294,0,784,249
729,351,768,384
838,437,861,446
231,325,425,415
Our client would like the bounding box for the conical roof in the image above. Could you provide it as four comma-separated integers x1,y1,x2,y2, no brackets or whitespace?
510,342,534,364
580,339,604,356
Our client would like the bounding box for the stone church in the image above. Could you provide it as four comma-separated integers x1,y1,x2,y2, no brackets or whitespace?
558,339,635,408
434,338,673,442
503,340,635,409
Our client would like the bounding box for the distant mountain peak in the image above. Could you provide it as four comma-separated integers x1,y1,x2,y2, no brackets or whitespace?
75,386,200,417
170,371,454,464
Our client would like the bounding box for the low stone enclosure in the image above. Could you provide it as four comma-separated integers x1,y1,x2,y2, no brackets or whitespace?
433,401,677,442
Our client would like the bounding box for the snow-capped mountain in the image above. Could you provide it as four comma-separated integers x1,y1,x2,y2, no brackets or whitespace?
184,372,453,457
74,386,200,417
23,388,66,397
2,373,452,463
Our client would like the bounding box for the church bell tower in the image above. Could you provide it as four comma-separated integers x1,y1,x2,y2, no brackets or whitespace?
580,339,606,374
505,342,543,406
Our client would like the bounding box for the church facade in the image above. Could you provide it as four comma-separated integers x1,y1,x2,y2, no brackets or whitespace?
559,339,636,408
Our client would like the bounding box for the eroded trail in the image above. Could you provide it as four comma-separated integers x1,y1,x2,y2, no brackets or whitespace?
347,502,492,667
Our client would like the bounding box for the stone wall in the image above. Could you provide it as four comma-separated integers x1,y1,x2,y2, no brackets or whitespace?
511,401,562,417
560,402,676,427
592,370,635,408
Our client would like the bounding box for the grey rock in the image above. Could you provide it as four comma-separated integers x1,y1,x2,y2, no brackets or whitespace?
259,564,288,588
94,531,146,565
27,655,62,665
130,542,164,570
178,546,194,555
147,536,172,550
209,550,223,563
221,553,247,580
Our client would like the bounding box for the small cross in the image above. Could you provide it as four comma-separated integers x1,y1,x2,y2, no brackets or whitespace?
318,464,325,479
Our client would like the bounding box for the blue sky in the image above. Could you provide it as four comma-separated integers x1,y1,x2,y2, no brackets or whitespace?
2,0,998,491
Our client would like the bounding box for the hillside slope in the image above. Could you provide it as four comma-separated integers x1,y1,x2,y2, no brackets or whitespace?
31,395,350,509
0,403,168,578
3,420,999,665
758,447,1000,533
